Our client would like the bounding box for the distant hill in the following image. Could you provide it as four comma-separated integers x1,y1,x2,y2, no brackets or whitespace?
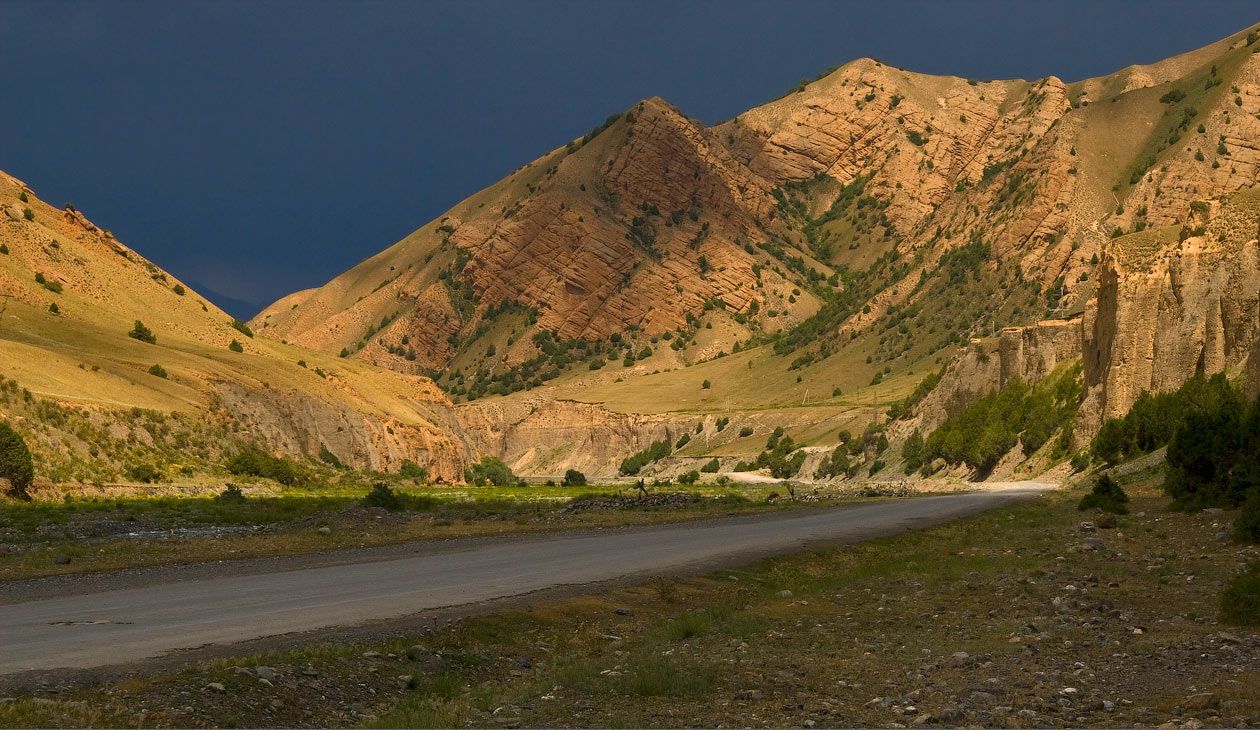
0,169,467,483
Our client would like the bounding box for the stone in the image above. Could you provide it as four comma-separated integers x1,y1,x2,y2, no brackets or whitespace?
1185,693,1218,711
317,526,331,535
614,607,634,616
776,590,794,598
1097,513,1118,529
254,666,278,681
735,689,764,701
1079,538,1105,552
52,555,72,565
205,682,226,693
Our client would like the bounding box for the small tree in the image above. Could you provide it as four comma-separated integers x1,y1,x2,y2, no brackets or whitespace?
399,459,429,481
172,284,186,296
700,458,720,473
0,422,34,498
147,363,168,379
1220,561,1260,626
562,468,587,486
362,482,403,511
128,320,156,344
701,379,711,390
229,339,244,352
215,484,247,503
230,319,254,338
678,470,700,485
1078,474,1129,514
48,303,60,315
125,463,162,483
464,456,516,486
1233,493,1260,544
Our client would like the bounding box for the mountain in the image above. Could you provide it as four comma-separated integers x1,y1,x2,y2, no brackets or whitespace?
6,23,1260,487
245,23,1260,478
0,170,467,483
181,279,264,322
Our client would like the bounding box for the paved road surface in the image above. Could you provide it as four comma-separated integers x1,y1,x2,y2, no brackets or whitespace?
0,484,1050,674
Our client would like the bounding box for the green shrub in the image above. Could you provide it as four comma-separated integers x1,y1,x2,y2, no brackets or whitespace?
125,463,162,483
700,458,720,473
562,468,587,486
1159,88,1186,104
0,422,34,497
620,439,672,476
172,284,185,296
814,446,850,479
751,431,805,478
1219,561,1260,626
228,339,244,353
701,379,711,390
35,273,63,294
1232,492,1260,544
48,303,59,315
399,460,429,481
677,470,700,485
738,426,754,437
22,207,34,221
230,319,254,338
226,447,303,486
147,364,168,379
362,482,403,511
925,362,1082,475
318,444,344,469
1090,373,1233,466
1164,375,1252,510
128,320,157,344
0,243,8,254
215,484,247,503
675,433,690,449
901,429,925,474
1078,474,1129,514
464,456,517,486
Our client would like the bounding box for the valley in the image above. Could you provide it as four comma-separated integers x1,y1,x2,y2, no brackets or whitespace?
2,15,1260,730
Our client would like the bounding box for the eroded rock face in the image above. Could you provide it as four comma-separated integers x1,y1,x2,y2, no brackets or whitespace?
910,188,1260,451
454,397,686,478
215,382,468,481
1080,191,1260,431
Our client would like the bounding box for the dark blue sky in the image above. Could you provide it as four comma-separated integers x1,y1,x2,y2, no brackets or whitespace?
2,1,1255,318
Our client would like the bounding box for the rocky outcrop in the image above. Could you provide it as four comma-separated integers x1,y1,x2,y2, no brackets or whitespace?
214,382,468,481
1080,188,1260,431
454,397,688,478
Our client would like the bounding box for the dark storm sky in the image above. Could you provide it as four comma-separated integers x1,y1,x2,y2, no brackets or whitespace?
2,1,1256,318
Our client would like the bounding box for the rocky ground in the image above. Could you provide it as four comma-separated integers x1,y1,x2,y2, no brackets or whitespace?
1,468,1257,728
